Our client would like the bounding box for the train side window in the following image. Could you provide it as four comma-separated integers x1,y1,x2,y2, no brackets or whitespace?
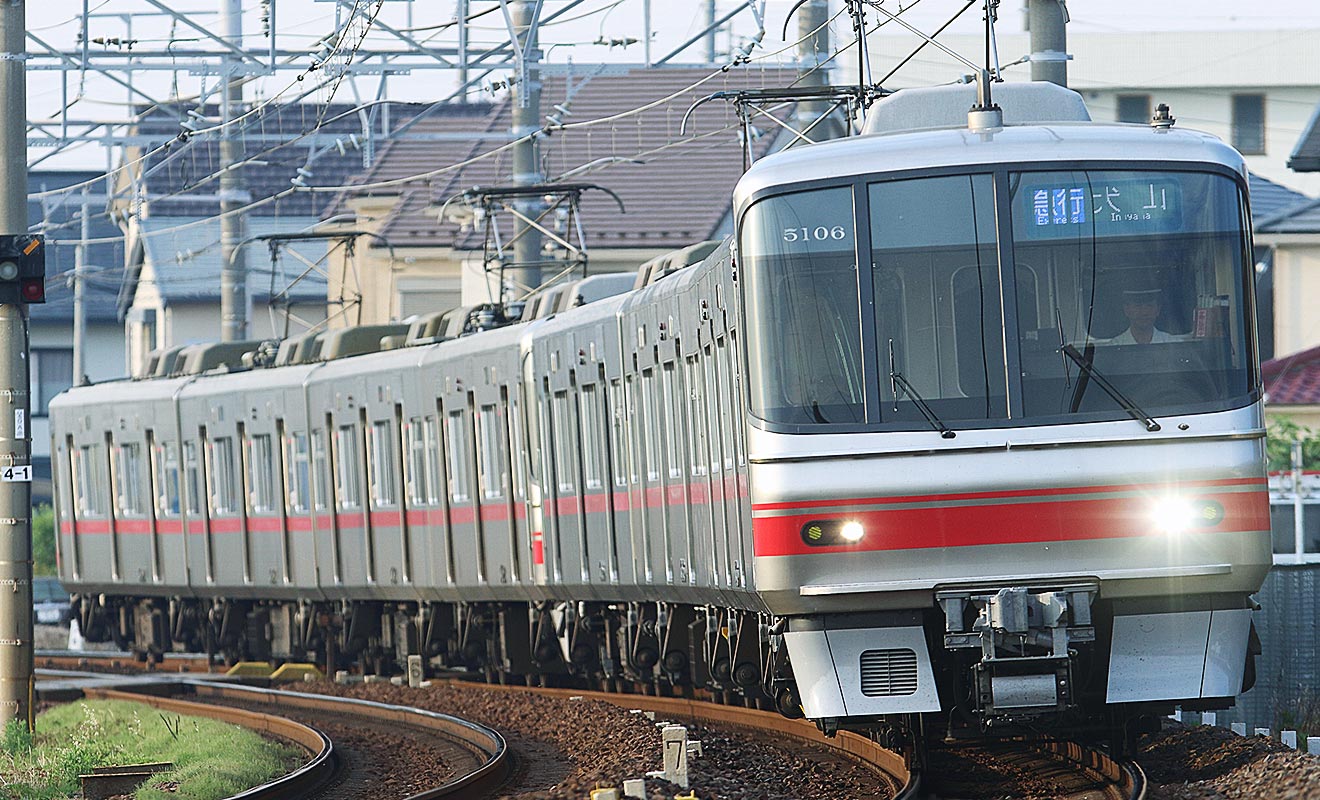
113,442,143,516
477,404,505,500
287,432,311,514
579,385,603,490
247,434,276,514
640,370,660,481
661,362,683,480
73,443,102,516
153,440,181,517
444,411,470,502
684,358,708,478
370,420,396,506
209,437,237,515
183,441,201,516
334,425,361,509
608,379,628,488
311,431,330,511
553,391,575,493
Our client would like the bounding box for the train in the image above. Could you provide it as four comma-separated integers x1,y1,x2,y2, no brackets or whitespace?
49,81,1271,751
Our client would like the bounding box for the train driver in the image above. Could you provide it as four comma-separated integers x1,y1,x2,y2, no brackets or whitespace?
1096,278,1186,346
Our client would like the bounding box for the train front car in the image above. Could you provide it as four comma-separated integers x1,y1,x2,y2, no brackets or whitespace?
738,84,1270,745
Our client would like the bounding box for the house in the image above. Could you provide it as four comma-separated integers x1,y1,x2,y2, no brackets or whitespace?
112,102,424,375
325,67,796,323
29,171,128,502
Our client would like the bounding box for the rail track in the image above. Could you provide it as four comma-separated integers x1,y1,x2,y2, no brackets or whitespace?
53,653,1144,799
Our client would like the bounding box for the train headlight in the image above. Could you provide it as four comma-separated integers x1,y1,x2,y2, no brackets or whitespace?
801,519,868,547
1151,496,1225,534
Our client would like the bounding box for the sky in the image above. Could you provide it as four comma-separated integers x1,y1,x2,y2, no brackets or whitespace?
25,0,1320,171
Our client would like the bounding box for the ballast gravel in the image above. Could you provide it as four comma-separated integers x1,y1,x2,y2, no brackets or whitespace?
300,680,896,800
1140,722,1320,800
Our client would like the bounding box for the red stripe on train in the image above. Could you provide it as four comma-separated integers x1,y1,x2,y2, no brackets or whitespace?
751,489,1269,557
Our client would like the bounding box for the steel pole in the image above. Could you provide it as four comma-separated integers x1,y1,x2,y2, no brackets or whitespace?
795,0,844,141
510,1,543,299
1028,0,1067,86
703,0,716,62
219,0,248,341
0,0,33,733
73,187,88,386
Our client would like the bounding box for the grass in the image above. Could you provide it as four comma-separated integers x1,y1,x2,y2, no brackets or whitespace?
0,699,303,800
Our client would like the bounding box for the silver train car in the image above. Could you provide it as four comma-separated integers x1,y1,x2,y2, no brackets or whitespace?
50,82,1270,746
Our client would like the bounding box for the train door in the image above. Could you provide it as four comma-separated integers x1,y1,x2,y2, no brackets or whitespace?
366,408,405,591
441,395,482,590
475,393,515,592
683,354,713,594
503,383,529,593
577,378,615,590
109,431,152,584
312,420,341,589
331,413,370,592
68,435,110,585
205,427,245,591
702,344,731,594
549,385,588,591
185,429,213,585
622,372,648,584
247,420,287,589
713,334,743,591
726,327,753,596
281,422,318,591
605,378,636,592
404,411,445,596
56,435,80,582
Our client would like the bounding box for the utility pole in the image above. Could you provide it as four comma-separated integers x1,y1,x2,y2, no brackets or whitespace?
219,0,249,341
0,0,33,732
509,1,543,298
1028,0,1068,87
704,0,716,62
794,0,845,141
73,187,88,387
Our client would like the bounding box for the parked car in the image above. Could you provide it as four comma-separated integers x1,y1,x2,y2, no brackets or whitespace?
32,576,71,625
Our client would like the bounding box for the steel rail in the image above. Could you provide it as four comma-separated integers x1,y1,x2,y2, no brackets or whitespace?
1034,738,1147,800
185,682,511,800
80,686,336,800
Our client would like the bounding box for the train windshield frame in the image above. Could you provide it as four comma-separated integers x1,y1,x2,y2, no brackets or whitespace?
739,162,1257,432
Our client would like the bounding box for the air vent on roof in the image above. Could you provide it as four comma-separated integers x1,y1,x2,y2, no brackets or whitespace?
859,648,919,697
178,341,264,375
634,240,721,290
317,324,410,361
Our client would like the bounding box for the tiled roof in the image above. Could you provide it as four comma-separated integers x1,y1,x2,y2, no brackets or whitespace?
133,102,490,218
1249,172,1310,225
336,67,797,250
138,217,328,304
29,171,125,323
1264,345,1320,405
1288,103,1320,172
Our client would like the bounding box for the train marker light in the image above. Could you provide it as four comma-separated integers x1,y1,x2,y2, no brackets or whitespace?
840,521,865,543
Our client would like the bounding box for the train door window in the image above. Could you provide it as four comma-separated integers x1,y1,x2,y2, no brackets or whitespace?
624,375,640,485
423,416,441,503
406,418,428,505
286,432,311,514
209,437,236,515
661,363,683,480
703,347,721,475
183,441,201,516
113,442,143,516
552,391,575,493
608,379,628,488
870,173,1005,424
334,425,361,509
714,339,734,472
640,370,660,482
729,329,747,468
444,411,470,502
370,420,396,506
311,430,330,511
73,443,102,516
153,440,181,517
684,358,708,478
508,393,526,501
579,385,603,490
477,405,505,500
247,434,276,514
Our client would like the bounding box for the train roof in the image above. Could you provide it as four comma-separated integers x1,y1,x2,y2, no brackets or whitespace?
735,113,1245,213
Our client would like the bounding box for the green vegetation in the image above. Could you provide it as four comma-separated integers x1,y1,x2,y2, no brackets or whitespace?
1266,417,1320,472
30,504,54,577
0,699,301,800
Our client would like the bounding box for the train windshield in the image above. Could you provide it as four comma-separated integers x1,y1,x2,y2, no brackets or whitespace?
741,168,1255,430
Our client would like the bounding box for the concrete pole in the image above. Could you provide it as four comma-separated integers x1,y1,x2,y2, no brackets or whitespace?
73,187,88,386
219,0,248,341
510,1,543,298
795,0,844,141
704,0,716,62
1293,439,1305,560
0,0,33,733
1028,0,1067,86
457,0,469,97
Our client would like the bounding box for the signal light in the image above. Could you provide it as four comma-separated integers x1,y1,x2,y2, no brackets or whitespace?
0,235,44,304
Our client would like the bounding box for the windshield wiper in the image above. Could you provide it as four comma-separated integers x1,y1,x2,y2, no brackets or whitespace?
888,340,956,439
1061,343,1161,432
